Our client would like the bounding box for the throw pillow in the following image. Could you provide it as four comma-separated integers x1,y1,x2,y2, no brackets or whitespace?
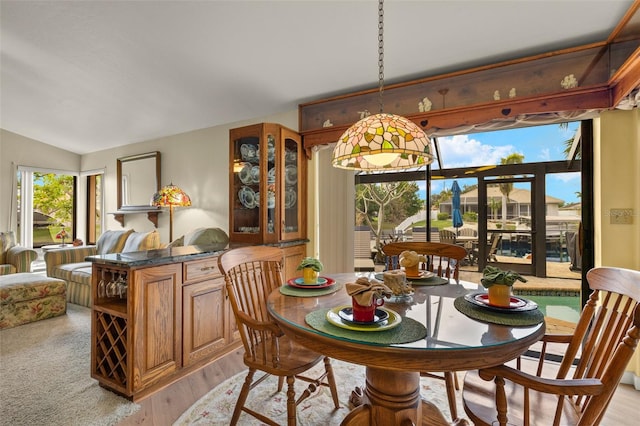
182,227,229,249
0,231,16,264
96,229,134,255
122,230,160,253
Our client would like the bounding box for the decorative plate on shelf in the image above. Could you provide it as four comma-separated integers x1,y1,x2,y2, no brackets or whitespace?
326,306,401,332
238,186,256,209
239,163,253,184
464,292,538,313
284,188,297,208
285,165,297,185
287,277,336,289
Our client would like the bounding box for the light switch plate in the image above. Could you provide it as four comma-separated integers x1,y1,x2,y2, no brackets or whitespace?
610,208,634,225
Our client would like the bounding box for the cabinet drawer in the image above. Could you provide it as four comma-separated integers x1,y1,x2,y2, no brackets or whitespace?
183,257,221,284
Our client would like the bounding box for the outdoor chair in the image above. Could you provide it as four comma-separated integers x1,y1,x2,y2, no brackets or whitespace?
217,246,339,426
439,229,457,245
478,232,502,262
462,266,640,426
381,241,469,421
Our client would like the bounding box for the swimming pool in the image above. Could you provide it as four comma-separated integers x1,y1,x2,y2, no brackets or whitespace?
518,294,582,323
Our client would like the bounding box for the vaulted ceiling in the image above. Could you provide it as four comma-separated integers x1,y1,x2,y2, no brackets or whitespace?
1,0,636,155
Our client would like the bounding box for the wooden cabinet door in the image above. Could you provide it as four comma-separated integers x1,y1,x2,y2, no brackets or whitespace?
182,277,227,366
131,263,182,391
281,244,306,281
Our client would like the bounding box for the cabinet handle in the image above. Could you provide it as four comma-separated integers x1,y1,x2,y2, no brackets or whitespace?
200,266,215,271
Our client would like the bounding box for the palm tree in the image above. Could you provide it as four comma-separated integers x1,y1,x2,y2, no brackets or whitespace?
499,153,525,226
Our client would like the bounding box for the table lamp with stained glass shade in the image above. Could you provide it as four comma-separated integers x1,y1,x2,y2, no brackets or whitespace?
151,183,191,242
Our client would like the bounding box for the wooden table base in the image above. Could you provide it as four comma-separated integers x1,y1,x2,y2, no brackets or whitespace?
341,367,463,426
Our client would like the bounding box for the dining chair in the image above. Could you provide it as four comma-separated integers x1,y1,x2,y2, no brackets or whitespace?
218,246,340,426
382,241,468,283
381,241,469,421
462,266,640,426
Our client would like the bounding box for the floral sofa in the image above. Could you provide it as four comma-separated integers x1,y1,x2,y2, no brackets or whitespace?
44,229,161,307
0,231,38,275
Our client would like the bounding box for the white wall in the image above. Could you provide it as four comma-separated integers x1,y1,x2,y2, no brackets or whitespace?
2,111,297,246
0,129,81,234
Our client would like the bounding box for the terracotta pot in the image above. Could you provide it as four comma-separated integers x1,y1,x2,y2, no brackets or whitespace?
487,284,512,307
404,264,419,277
302,267,319,284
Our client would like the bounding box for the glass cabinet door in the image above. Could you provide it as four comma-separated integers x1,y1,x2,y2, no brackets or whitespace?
280,127,304,241
230,125,262,243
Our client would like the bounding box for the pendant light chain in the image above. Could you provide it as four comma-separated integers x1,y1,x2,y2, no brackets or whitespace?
378,0,385,114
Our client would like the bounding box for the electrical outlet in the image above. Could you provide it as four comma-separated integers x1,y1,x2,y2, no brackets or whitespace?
610,208,634,225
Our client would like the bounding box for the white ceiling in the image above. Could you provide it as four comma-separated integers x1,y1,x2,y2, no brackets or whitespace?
1,0,635,155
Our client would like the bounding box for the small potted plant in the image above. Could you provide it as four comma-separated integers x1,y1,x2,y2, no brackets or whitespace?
480,265,527,307
297,257,323,284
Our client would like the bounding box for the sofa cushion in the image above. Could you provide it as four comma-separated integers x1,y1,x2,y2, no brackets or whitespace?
96,229,133,255
0,265,15,275
50,262,93,286
122,230,160,253
0,273,67,305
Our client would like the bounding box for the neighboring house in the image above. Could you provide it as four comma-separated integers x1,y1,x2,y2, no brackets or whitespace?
439,187,565,220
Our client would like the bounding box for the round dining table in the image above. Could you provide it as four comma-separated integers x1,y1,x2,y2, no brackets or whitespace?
267,272,545,426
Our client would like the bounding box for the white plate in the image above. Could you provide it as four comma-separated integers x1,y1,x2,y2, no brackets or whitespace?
285,165,297,185
285,188,297,208
326,306,402,332
239,163,252,184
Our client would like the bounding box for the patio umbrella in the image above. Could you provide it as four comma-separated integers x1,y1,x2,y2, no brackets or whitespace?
452,180,464,235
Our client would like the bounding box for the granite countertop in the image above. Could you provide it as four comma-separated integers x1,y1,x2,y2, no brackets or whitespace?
86,244,227,267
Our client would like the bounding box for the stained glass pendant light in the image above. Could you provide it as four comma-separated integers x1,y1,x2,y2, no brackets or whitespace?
332,0,434,170
151,183,191,242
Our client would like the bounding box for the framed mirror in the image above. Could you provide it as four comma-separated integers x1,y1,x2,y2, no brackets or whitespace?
117,151,161,210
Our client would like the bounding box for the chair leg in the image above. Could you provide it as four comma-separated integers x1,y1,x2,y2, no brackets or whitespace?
231,368,255,425
444,372,458,421
286,375,297,426
277,376,284,392
324,356,340,408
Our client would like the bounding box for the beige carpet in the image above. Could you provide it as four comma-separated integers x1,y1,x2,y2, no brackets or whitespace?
174,359,466,425
0,304,140,426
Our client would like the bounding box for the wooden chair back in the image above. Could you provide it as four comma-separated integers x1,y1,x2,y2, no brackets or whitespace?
487,232,502,261
462,266,640,426
439,229,457,245
218,246,285,366
458,227,477,237
382,241,468,283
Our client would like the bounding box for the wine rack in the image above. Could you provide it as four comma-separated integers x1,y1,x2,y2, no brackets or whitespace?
94,310,128,392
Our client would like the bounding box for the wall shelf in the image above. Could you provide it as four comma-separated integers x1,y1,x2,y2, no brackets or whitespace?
109,209,162,228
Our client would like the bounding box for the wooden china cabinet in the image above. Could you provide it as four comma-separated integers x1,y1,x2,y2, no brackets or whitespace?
229,123,307,279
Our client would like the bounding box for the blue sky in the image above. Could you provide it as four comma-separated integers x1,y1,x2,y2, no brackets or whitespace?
417,122,582,205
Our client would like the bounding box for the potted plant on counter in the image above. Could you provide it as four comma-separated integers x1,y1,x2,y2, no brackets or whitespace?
480,265,527,307
297,257,324,284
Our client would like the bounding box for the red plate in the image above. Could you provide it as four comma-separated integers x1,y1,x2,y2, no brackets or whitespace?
464,292,538,313
287,277,336,289
474,293,526,309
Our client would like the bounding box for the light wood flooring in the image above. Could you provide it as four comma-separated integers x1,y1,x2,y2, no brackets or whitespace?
118,348,638,425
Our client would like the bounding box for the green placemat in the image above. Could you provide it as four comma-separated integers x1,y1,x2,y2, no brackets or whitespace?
305,308,427,345
279,282,343,297
454,296,544,326
375,273,449,286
